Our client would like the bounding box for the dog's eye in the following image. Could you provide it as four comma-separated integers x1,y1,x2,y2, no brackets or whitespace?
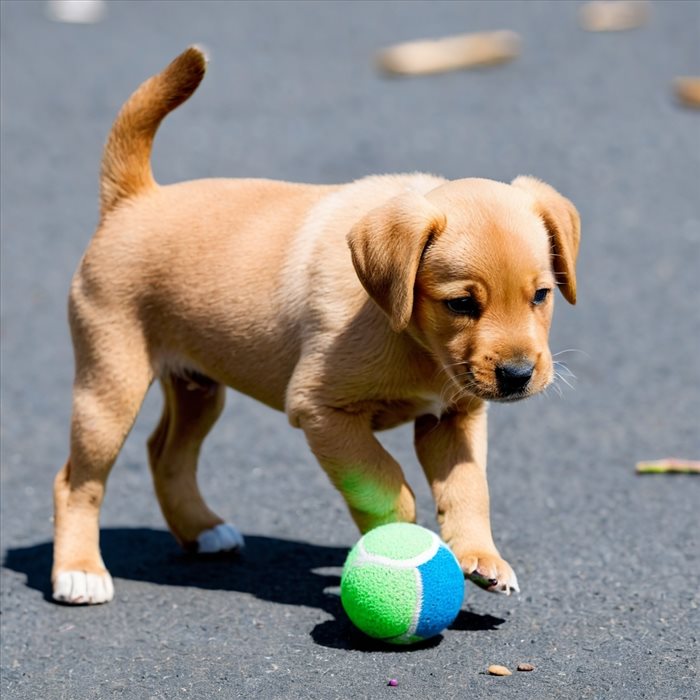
445,296,480,318
532,288,550,305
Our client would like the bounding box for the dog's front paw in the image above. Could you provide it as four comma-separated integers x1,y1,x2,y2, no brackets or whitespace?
455,550,519,595
52,570,115,605
197,523,245,554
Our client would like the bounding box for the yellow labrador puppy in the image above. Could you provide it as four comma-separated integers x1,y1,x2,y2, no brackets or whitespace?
52,48,580,604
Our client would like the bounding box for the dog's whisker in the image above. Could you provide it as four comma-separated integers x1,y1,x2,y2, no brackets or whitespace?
552,348,587,357
553,363,577,383
550,380,564,398
439,377,461,408
557,374,576,392
553,358,574,369
553,361,577,380
558,368,577,381
450,381,483,407
434,365,462,390
552,369,575,394
443,360,470,369
436,363,482,408
441,377,469,407
542,384,558,402
449,379,479,405
435,360,469,380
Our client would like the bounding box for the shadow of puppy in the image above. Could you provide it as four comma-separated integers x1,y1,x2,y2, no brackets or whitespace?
4,528,504,649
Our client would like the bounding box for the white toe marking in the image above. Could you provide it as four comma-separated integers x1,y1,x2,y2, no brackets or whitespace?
197,523,245,554
53,572,74,601
53,571,114,605
71,572,88,602
495,570,520,596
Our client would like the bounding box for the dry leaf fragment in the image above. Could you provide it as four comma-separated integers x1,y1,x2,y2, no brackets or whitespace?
579,1,650,32
674,78,700,109
487,664,512,676
635,459,700,475
377,31,520,76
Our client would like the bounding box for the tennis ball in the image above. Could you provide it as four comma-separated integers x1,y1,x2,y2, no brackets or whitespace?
340,523,465,645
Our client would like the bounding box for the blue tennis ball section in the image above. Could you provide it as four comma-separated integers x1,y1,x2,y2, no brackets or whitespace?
340,523,465,645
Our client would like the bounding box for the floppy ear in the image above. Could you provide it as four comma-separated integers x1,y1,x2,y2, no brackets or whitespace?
511,176,581,304
347,191,447,332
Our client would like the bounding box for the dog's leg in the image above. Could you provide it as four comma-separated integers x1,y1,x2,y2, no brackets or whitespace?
52,331,152,605
414,409,519,594
301,410,416,533
147,373,244,554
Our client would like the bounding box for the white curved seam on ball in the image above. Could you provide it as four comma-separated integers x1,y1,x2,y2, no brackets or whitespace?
389,567,424,644
352,531,441,569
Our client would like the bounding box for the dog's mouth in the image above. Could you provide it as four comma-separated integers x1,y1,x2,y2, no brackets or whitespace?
489,389,532,403
465,384,532,403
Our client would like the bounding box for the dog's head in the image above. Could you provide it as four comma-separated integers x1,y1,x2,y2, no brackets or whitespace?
347,176,580,403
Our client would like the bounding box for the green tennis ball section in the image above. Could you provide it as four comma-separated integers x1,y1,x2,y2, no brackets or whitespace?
340,523,465,645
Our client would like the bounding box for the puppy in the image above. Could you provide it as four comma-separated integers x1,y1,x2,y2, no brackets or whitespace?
52,47,580,604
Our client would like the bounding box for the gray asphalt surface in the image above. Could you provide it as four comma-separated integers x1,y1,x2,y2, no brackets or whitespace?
1,1,699,698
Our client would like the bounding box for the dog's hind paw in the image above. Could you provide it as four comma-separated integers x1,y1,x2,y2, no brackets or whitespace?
52,570,114,605
197,523,245,554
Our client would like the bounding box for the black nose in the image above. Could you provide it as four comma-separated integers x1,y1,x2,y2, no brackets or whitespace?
496,361,534,395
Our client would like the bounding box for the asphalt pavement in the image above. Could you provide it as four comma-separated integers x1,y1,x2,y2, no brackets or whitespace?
1,1,699,698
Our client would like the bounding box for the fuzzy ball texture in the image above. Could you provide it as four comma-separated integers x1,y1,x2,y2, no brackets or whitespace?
340,523,465,644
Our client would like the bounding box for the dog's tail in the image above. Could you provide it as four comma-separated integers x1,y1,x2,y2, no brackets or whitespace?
99,46,207,218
